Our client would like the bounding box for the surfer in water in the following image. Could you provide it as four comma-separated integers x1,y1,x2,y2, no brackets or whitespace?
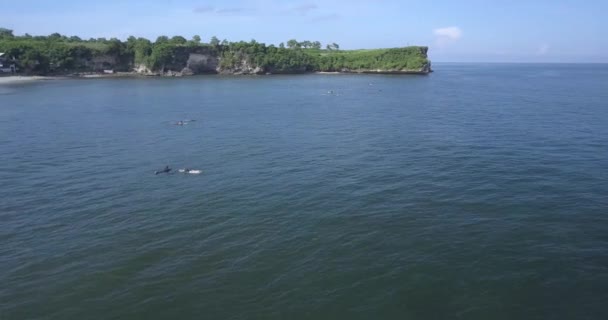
155,165,171,175
173,119,195,126
178,168,202,174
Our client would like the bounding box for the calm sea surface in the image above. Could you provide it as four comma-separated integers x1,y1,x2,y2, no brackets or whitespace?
1,64,607,319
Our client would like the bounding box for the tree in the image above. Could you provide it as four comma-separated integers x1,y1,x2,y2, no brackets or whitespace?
192,35,201,44
171,36,187,45
20,49,47,73
126,36,137,54
221,39,229,46
279,42,285,49
126,36,137,48
312,41,321,49
49,33,63,41
287,39,299,49
155,36,169,44
69,36,82,42
133,38,152,65
0,28,14,38
106,38,125,55
326,43,340,51
301,40,312,49
149,43,173,70
210,36,220,46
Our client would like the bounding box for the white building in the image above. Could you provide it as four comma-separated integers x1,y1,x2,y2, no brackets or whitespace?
0,53,17,73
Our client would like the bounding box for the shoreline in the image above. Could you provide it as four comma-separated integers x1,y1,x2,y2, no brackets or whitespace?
0,73,142,84
0,76,63,85
0,69,430,84
314,70,430,75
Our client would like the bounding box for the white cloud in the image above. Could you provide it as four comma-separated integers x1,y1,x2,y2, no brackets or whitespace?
536,44,550,55
434,26,462,40
433,26,462,48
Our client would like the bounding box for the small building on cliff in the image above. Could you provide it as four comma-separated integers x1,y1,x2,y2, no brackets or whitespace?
0,53,18,74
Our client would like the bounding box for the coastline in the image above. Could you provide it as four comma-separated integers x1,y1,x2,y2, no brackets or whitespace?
315,70,431,75
0,69,430,85
0,73,142,85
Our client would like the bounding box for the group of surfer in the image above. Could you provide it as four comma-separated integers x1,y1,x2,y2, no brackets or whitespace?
155,165,202,175
173,119,196,126
155,119,201,175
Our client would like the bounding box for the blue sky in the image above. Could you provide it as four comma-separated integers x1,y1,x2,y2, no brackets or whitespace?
2,0,607,62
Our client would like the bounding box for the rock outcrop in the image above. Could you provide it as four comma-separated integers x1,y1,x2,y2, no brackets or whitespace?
339,63,432,74
184,53,219,74
218,58,265,75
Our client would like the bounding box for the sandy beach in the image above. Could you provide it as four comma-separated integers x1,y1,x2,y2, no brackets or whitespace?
0,73,137,85
0,76,58,85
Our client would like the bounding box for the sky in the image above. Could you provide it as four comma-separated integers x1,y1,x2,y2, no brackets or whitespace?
1,0,607,62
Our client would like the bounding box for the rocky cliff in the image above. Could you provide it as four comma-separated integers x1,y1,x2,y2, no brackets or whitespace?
40,46,431,77
0,31,430,76
129,46,431,76
129,46,264,76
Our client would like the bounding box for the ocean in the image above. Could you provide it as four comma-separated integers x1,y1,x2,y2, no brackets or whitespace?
1,64,607,319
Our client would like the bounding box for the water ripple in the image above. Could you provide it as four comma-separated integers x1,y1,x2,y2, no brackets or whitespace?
1,65,608,319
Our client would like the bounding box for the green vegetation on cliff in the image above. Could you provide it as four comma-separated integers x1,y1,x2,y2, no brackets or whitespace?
0,29,430,75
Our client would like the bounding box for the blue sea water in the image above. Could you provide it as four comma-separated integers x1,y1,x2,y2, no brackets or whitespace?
1,64,607,319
